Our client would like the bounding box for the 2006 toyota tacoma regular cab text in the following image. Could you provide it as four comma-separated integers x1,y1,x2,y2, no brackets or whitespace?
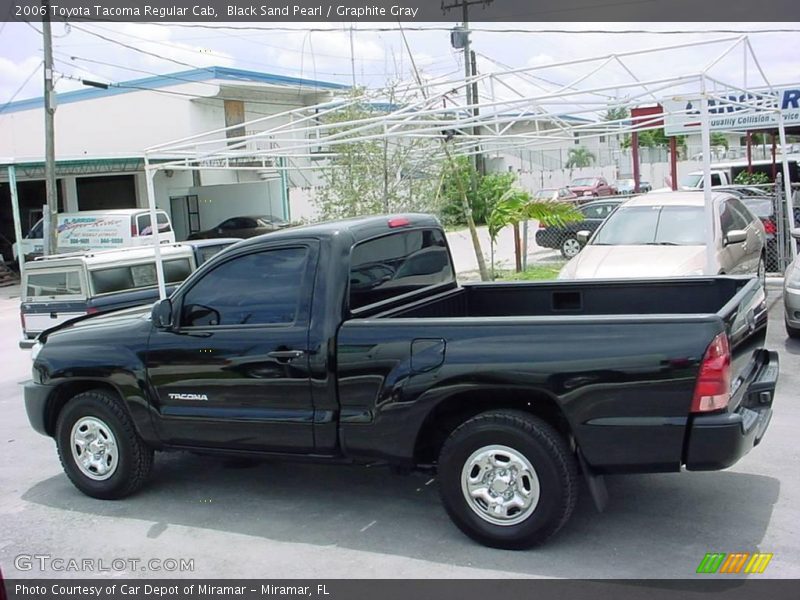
24,214,779,549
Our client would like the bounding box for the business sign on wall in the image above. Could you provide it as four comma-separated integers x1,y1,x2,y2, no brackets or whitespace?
662,87,800,135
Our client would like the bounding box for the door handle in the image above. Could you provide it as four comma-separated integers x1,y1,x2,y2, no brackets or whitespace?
267,350,306,361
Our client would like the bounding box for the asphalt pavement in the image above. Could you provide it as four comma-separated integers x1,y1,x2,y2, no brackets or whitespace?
0,282,797,579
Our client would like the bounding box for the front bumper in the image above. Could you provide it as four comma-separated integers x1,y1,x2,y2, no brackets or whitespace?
685,350,778,471
785,286,800,328
24,381,55,436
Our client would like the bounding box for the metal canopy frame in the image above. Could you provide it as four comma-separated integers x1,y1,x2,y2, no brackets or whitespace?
143,35,797,299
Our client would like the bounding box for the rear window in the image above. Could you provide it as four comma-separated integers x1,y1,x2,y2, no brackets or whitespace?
196,244,233,265
90,259,192,295
349,228,454,311
26,270,84,300
136,212,172,236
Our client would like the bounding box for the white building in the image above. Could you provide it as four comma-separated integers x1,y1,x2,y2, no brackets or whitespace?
0,66,347,251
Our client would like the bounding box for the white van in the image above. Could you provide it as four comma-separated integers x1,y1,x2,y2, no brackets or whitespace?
13,209,175,261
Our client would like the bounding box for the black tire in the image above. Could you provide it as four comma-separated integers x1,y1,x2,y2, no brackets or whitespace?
438,410,578,549
55,389,154,499
787,319,800,340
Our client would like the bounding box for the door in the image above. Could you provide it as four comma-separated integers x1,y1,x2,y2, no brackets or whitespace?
718,199,749,274
729,198,764,272
146,242,318,452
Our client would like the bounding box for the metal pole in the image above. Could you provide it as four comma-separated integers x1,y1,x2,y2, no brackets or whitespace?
746,131,753,173
700,83,716,275
144,160,167,300
669,136,678,190
42,0,58,255
8,166,26,284
631,131,640,193
777,112,796,261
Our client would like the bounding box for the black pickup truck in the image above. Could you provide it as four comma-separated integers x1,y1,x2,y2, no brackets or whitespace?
24,214,778,549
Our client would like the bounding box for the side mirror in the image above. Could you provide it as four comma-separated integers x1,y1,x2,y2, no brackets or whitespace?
576,230,592,244
151,299,173,329
724,230,747,246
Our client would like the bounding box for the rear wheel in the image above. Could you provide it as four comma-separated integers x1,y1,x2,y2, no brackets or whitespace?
55,389,154,499
787,319,800,340
560,237,582,259
438,411,578,549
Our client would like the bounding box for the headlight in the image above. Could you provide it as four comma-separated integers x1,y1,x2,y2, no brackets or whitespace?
30,341,43,362
786,266,800,289
583,191,593,196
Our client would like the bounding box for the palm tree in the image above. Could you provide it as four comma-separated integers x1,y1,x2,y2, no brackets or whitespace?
566,146,596,169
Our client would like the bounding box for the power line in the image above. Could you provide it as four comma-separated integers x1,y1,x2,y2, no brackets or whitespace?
0,61,43,113
144,23,800,35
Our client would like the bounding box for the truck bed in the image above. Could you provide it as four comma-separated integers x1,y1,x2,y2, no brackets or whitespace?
338,276,768,473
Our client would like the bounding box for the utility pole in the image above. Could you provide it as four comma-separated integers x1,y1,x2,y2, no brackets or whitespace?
443,0,492,175
42,0,58,255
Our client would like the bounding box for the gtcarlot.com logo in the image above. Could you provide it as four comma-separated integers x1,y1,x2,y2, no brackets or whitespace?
14,554,195,573
696,552,773,574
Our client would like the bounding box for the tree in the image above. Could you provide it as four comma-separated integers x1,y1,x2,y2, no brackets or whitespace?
487,188,582,275
711,132,729,149
604,106,629,123
314,89,441,220
566,146,595,169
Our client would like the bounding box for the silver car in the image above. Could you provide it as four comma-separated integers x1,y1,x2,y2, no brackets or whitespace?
558,191,766,279
784,229,800,339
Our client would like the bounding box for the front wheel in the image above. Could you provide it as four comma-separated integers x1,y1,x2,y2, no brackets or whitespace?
560,237,582,259
55,389,154,499
438,411,578,549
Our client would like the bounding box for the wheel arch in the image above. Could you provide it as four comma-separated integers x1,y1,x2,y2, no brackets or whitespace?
412,387,574,467
43,380,154,443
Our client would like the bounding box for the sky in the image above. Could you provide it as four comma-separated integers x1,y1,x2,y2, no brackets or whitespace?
1,21,800,115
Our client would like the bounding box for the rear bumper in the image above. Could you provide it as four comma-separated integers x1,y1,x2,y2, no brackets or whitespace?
685,350,778,471
24,381,54,436
785,286,800,328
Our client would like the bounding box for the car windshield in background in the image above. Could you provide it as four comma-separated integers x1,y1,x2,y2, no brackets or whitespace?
534,189,557,199
681,174,704,188
570,178,595,186
593,205,706,246
740,198,773,218
258,215,288,226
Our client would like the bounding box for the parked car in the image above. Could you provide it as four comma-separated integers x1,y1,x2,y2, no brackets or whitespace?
188,215,290,240
20,244,196,348
614,179,652,195
567,176,616,199
535,198,623,258
717,191,779,270
559,191,766,279
783,229,800,338
24,214,778,549
13,209,175,262
532,187,578,202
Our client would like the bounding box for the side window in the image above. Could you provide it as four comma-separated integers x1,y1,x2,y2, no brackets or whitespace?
729,198,756,227
181,247,308,327
349,228,454,311
137,213,172,235
719,201,748,235
711,174,722,186
218,219,237,230
581,206,601,219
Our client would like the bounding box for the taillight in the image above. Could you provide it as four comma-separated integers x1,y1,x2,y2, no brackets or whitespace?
538,222,547,229
131,221,138,237
763,219,776,234
20,311,26,330
86,307,99,315
691,332,731,413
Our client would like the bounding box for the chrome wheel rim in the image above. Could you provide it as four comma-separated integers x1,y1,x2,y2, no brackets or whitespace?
460,444,540,526
562,238,581,258
70,417,119,481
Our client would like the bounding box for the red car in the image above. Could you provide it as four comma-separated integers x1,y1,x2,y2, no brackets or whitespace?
567,176,617,200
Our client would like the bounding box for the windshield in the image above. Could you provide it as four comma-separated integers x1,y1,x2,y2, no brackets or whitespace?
593,205,706,246
681,174,704,188
259,215,288,226
534,189,557,198
570,178,595,187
